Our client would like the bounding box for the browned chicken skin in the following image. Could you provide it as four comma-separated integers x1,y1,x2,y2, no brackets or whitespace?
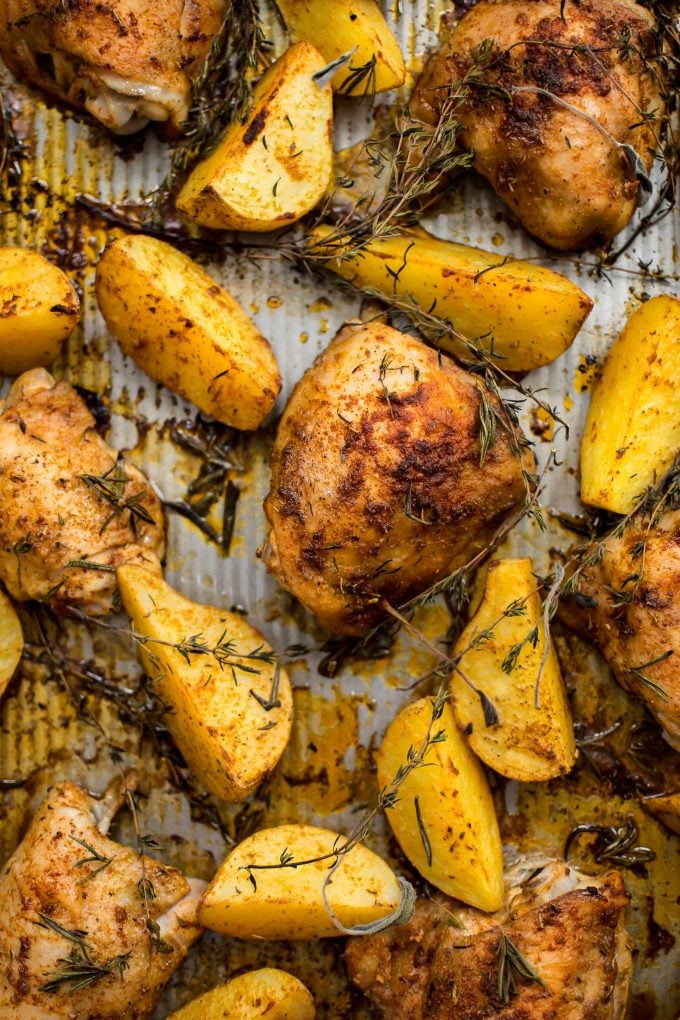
346,861,633,1019
0,368,164,615
0,0,225,134
559,510,680,751
410,0,664,250
263,322,532,636
0,779,204,1018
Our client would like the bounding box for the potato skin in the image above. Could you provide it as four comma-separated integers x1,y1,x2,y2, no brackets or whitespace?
0,248,80,374
177,41,333,231
452,558,576,781
168,969,316,1020
274,0,405,94
0,590,23,700
264,321,532,635
199,823,402,939
96,235,281,429
581,295,680,514
376,698,504,912
312,226,593,372
117,564,293,803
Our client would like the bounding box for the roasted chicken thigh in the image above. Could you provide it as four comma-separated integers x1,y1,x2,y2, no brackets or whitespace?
263,322,532,635
0,0,225,134
559,510,680,751
0,779,204,1018
410,0,664,250
0,368,164,615
346,861,632,1019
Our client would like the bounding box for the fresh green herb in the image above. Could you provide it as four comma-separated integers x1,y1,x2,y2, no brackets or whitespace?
80,455,154,537
496,932,545,1004
69,836,112,884
414,795,433,867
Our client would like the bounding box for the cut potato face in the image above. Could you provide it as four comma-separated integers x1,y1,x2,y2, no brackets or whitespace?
116,564,293,803
0,247,80,375
376,697,503,912
274,0,405,94
640,792,680,836
310,226,592,372
0,589,23,699
95,234,281,429
199,823,402,939
176,41,333,231
452,558,576,782
168,969,316,1020
581,295,680,514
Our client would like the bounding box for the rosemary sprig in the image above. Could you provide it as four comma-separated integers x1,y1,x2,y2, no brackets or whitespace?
80,455,154,537
37,913,130,994
565,816,656,868
496,932,545,1004
69,835,113,885
627,650,672,701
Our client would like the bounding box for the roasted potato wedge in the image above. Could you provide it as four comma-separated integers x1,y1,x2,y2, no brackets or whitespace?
168,969,316,1020
274,0,405,94
199,823,402,939
452,558,576,782
640,792,680,836
116,564,293,803
177,42,333,231
0,589,23,699
376,697,503,912
311,226,592,372
96,235,281,430
581,295,680,514
0,248,79,375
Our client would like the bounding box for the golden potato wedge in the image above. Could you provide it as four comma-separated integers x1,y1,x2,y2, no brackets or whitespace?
176,42,333,231
0,589,23,699
452,558,576,782
640,792,680,836
96,235,281,429
376,697,503,912
168,969,315,1020
310,225,593,372
581,295,680,514
199,823,402,939
116,564,293,803
0,247,79,375
274,0,405,94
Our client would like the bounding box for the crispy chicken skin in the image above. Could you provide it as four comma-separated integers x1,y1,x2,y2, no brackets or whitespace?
410,0,664,250
0,368,164,615
263,322,532,636
559,510,680,751
346,862,633,1019
0,0,225,134
0,780,204,1019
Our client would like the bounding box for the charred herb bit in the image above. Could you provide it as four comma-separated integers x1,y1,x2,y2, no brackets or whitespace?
564,816,656,868
249,660,282,711
80,454,154,537
69,835,113,885
404,481,437,526
338,54,378,97
0,95,27,183
496,932,545,1005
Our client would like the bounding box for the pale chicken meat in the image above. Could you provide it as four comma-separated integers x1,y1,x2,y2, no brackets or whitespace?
263,322,533,636
410,0,664,250
559,510,680,751
0,779,205,1018
0,0,225,134
0,368,164,615
346,860,633,1019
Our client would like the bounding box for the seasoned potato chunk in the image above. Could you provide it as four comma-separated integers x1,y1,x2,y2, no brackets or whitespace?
274,0,405,94
96,235,281,429
117,564,293,803
0,248,79,375
199,823,402,939
452,558,576,782
177,42,333,231
311,226,593,372
168,969,316,1019
0,589,23,699
581,295,680,513
376,697,503,912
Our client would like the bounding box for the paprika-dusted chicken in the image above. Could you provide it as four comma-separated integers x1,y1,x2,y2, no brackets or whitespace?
559,510,680,751
410,0,664,250
346,860,633,1019
0,0,225,134
0,779,204,1018
263,322,533,635
0,368,164,615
